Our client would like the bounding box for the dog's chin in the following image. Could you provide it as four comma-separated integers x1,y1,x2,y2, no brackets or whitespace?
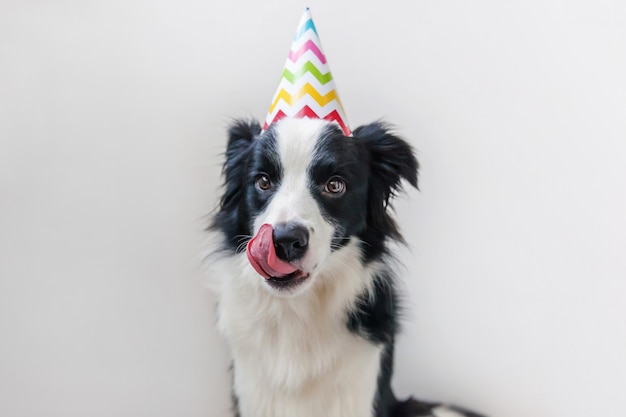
262,270,314,297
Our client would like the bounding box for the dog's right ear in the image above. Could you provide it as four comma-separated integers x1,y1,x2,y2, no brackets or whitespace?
216,119,260,219
353,121,419,244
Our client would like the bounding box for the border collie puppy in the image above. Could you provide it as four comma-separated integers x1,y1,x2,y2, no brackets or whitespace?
206,117,481,417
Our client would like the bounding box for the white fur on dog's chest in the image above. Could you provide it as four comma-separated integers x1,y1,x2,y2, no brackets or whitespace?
214,248,382,417
229,318,381,417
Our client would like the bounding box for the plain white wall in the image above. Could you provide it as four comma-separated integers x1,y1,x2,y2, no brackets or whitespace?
1,1,624,416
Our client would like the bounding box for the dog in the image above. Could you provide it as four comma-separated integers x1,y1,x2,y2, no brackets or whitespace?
206,117,483,417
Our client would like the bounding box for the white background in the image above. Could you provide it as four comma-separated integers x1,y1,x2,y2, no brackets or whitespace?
1,1,625,416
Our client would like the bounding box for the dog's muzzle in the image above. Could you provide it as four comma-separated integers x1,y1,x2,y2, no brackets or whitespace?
246,223,309,280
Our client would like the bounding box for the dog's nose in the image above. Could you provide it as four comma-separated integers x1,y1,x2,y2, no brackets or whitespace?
273,223,309,262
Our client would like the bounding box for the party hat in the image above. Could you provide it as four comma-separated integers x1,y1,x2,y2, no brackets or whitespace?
263,7,351,136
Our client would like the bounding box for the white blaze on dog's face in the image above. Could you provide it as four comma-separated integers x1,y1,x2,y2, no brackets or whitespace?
248,119,342,296
212,117,418,297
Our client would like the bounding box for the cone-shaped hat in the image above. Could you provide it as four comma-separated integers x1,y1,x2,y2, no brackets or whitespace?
262,8,351,136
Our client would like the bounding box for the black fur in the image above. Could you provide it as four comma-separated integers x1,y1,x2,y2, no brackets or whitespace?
353,122,419,261
347,272,399,345
211,119,259,250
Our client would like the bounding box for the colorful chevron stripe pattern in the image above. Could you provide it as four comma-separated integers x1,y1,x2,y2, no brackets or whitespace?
263,8,351,136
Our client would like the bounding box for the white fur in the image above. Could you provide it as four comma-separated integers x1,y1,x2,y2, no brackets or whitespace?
205,118,384,417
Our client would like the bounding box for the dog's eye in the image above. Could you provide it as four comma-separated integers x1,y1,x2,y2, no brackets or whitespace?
324,177,346,195
255,174,272,191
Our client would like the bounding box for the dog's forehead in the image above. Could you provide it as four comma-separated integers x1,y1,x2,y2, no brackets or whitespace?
271,118,330,168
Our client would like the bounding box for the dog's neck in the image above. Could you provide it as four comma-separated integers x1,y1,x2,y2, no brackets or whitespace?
209,238,384,417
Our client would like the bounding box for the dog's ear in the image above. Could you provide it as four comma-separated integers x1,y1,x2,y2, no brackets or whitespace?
353,122,419,242
213,119,260,235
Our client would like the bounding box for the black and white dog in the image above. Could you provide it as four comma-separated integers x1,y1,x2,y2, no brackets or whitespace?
206,117,482,417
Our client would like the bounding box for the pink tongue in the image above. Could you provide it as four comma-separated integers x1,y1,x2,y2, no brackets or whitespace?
246,224,298,279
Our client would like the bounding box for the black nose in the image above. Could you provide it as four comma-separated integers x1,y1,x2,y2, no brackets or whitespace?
273,223,309,262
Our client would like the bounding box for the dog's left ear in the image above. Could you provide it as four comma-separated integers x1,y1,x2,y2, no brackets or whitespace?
219,119,261,211
210,119,261,247
353,122,419,241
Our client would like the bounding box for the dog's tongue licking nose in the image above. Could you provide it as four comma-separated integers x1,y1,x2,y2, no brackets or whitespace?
246,224,298,279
